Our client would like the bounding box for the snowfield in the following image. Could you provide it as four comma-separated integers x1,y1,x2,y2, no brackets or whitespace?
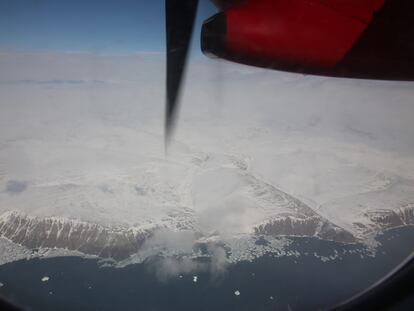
1,51,414,267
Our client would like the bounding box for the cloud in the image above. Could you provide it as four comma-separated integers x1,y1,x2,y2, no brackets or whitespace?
141,229,229,281
148,256,204,282
146,246,230,282
0,51,164,85
0,79,107,86
144,229,199,254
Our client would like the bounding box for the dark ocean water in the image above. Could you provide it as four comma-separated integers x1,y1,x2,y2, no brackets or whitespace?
0,226,414,311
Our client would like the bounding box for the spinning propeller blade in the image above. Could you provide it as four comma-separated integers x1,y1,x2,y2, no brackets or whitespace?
165,0,199,145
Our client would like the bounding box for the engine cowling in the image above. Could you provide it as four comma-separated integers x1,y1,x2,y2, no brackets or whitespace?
201,0,414,80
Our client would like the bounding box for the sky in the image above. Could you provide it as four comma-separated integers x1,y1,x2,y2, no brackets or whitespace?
0,0,217,54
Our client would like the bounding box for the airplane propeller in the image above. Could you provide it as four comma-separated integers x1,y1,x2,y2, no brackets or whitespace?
165,0,199,146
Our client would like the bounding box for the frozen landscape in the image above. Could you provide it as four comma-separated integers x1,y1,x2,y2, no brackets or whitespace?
1,51,414,270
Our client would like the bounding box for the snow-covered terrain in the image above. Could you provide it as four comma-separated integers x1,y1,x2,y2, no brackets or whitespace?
1,51,414,268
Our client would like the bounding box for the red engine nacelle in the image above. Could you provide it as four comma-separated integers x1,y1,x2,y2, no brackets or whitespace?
202,0,414,80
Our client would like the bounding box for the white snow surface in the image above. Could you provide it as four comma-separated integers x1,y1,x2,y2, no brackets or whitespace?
1,51,414,266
